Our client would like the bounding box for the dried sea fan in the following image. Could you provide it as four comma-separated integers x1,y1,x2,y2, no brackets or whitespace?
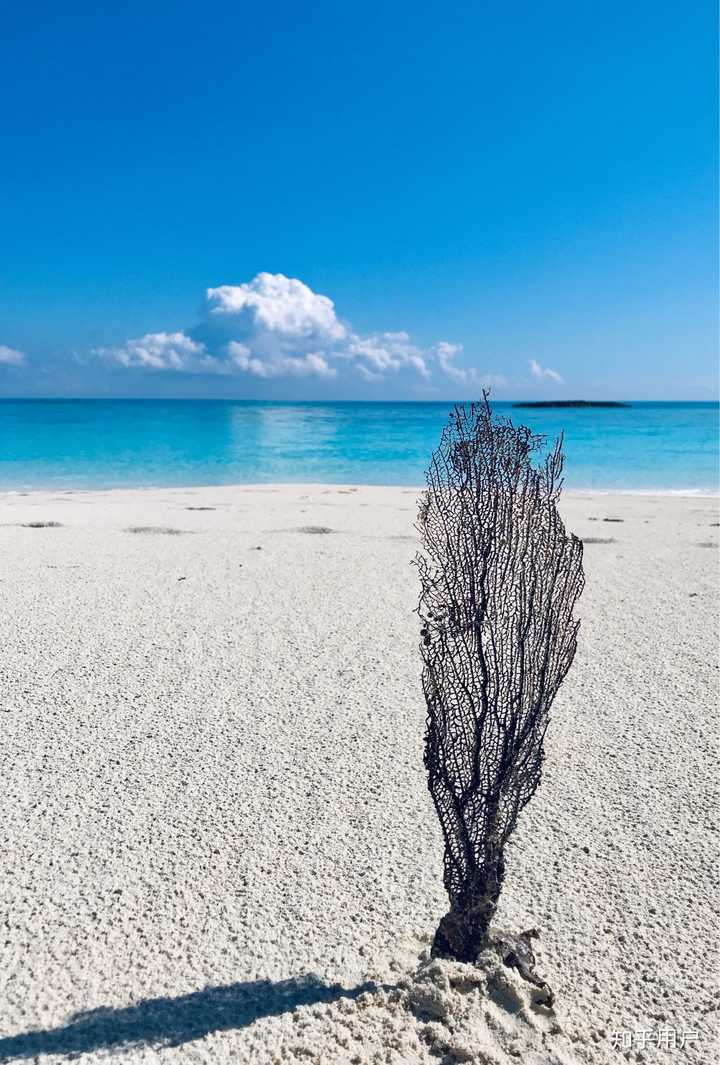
416,394,584,963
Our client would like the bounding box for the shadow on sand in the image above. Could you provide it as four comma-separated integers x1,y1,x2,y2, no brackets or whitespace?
0,974,377,1062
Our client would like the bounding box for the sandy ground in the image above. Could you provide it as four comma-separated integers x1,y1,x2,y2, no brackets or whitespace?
0,485,717,1065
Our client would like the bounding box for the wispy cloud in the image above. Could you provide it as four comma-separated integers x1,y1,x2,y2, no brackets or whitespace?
530,358,564,384
0,344,25,366
435,341,507,389
95,272,500,388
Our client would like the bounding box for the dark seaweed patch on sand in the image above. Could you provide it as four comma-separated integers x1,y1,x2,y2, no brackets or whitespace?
295,526,334,534
126,526,192,535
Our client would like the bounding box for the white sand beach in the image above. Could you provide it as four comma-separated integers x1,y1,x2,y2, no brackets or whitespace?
0,485,717,1065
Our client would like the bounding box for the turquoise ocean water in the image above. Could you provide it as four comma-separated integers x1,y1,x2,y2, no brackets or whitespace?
0,400,717,493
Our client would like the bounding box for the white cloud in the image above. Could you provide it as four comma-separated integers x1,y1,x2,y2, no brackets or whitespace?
208,273,347,343
435,341,508,389
0,344,25,366
97,332,207,371
96,272,502,387
530,358,564,384
344,331,431,378
434,341,469,382
227,341,335,379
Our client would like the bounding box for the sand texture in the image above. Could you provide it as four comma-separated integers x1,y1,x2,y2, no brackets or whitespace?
0,485,718,1064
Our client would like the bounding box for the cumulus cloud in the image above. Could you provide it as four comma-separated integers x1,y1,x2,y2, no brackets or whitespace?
96,272,498,387
0,344,25,366
208,274,347,344
530,358,564,384
96,331,209,371
227,342,335,379
343,331,431,379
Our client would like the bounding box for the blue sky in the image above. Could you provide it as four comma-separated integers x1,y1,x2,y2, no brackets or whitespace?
1,1,716,400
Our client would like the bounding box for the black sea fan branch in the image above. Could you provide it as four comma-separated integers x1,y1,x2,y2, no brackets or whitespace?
415,393,584,964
